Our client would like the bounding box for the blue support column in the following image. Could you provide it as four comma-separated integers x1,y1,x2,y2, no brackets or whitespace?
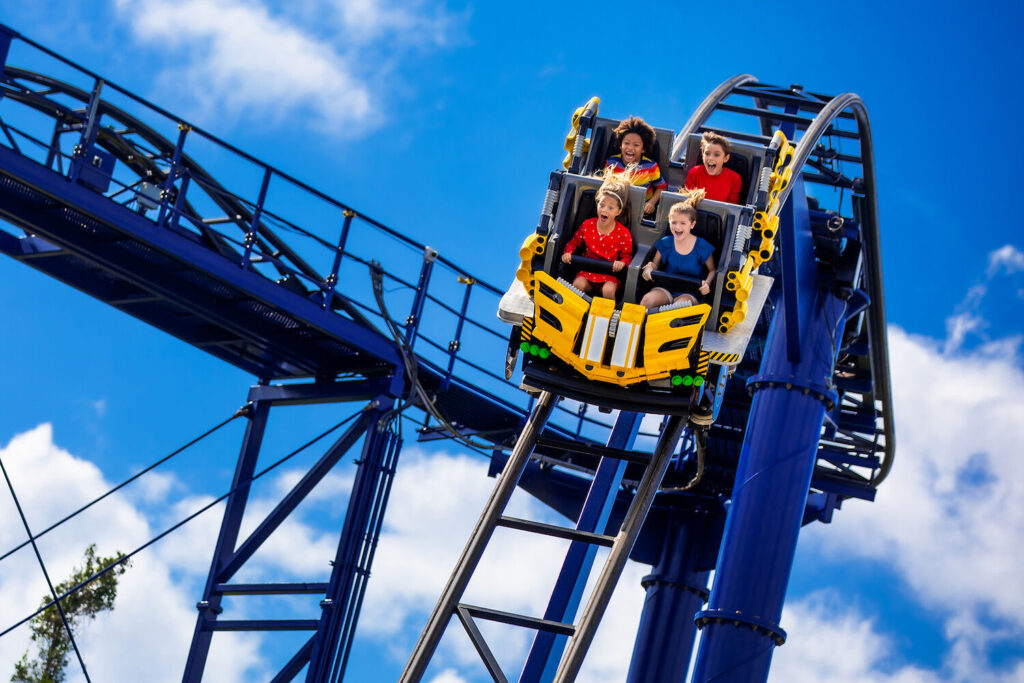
520,411,643,682
307,401,404,681
625,511,715,683
690,177,845,682
183,398,271,683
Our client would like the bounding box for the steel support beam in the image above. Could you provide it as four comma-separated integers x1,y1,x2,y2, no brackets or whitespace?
306,405,403,681
690,177,846,682
183,398,271,682
626,512,715,683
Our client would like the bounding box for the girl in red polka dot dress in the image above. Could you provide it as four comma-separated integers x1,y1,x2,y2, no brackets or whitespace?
561,174,633,299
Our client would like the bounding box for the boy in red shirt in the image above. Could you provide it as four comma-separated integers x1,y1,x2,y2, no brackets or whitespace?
561,174,633,299
684,131,743,204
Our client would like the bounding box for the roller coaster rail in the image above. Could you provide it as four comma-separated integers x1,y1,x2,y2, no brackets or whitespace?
0,21,893,683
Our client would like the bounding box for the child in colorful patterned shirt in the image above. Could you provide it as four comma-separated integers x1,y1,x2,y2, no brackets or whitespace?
561,174,633,299
604,116,666,215
684,131,743,204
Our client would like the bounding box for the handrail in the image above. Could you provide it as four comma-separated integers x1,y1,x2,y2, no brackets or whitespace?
1,27,506,295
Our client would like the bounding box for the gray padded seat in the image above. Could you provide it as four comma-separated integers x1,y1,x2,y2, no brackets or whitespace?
544,174,646,278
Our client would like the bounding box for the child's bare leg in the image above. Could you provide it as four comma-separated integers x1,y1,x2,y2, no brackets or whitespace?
572,276,592,293
641,289,671,309
600,281,618,299
673,293,698,307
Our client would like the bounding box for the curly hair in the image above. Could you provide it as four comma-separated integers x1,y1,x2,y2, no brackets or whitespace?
669,187,706,223
613,116,656,157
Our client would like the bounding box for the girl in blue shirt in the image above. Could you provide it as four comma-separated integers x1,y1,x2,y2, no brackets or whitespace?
640,188,717,309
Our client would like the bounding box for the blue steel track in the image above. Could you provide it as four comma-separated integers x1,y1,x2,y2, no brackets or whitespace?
0,24,893,683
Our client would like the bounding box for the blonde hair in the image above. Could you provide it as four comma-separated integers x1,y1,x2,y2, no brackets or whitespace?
596,171,630,212
669,188,706,223
700,131,731,155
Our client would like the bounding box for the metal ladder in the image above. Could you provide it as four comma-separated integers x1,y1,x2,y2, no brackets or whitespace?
400,391,686,682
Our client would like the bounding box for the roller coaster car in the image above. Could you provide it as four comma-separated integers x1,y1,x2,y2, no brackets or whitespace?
499,104,791,417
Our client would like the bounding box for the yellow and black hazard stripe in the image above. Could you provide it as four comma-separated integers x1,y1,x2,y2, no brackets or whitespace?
706,351,741,365
697,351,710,376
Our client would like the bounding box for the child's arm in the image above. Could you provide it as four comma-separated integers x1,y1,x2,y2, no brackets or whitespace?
699,254,718,295
561,225,585,263
612,229,633,271
641,251,663,280
644,187,663,215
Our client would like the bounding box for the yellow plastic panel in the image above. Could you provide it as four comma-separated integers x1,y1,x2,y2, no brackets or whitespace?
531,271,588,358
642,304,711,377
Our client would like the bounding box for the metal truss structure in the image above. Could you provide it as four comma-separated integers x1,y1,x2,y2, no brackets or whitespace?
0,25,892,683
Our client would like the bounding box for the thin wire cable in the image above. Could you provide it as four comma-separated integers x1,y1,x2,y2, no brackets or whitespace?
0,409,243,565
0,408,364,640
371,266,495,450
0,456,92,682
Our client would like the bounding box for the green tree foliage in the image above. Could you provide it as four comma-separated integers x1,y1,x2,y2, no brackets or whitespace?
11,545,130,683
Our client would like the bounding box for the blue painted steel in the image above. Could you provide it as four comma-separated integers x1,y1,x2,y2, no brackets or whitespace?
181,388,397,682
183,398,270,682
241,166,272,269
156,125,190,230
403,249,436,347
442,278,475,390
690,176,847,682
67,78,103,186
216,412,374,582
307,408,404,681
625,513,715,683
520,411,642,682
273,637,315,683
0,145,402,370
323,210,356,309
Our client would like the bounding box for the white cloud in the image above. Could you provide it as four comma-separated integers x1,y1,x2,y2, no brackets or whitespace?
945,245,1024,354
773,592,1024,683
111,0,462,134
798,325,1024,675
986,244,1024,277
0,424,268,683
326,0,457,46
113,0,370,132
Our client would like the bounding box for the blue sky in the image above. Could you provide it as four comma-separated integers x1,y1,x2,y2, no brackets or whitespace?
0,1,1022,682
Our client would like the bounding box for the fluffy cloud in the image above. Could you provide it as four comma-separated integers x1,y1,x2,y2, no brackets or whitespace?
111,0,461,133
0,424,267,682
773,592,1024,683
792,324,1024,680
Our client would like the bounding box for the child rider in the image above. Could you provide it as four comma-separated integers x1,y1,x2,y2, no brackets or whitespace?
640,188,716,308
684,131,742,204
604,116,666,215
561,174,633,299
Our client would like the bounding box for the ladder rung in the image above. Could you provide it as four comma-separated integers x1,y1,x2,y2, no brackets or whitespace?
459,603,576,636
208,619,319,632
214,582,329,595
497,515,616,547
535,436,650,465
